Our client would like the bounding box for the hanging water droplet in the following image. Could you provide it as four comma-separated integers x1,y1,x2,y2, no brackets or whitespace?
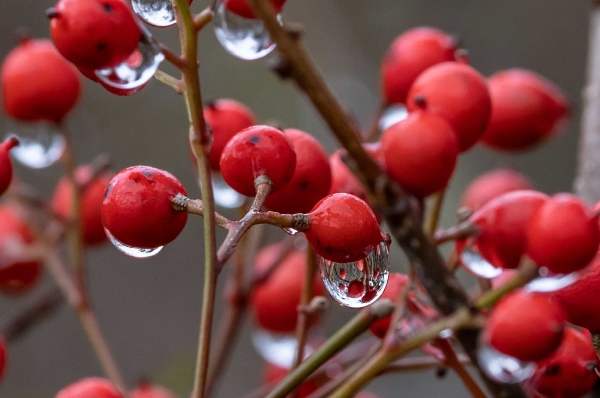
210,172,246,208
96,25,164,90
131,0,176,27
105,228,163,258
478,342,535,383
283,228,298,236
525,267,579,293
378,104,409,131
251,327,314,368
459,239,503,279
5,121,65,169
213,0,279,61
318,242,390,308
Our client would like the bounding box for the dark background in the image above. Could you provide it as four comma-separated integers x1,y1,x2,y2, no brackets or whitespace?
0,1,592,397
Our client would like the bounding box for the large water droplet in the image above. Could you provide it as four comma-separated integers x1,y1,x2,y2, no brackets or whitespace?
251,327,314,368
96,25,164,90
459,239,503,279
525,267,579,293
131,0,176,27
213,0,278,60
5,121,65,169
379,104,409,131
105,228,163,258
478,343,535,383
318,242,390,308
211,172,246,208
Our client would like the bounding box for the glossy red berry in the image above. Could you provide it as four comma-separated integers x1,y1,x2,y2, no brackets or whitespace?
2,39,81,123
526,194,599,275
407,62,491,152
49,0,141,70
382,27,458,105
251,242,324,333
481,69,570,151
52,165,113,246
456,190,548,271
0,335,6,382
305,193,383,263
526,327,598,398
483,290,566,362
102,166,188,249
381,111,458,198
0,138,19,196
224,0,286,19
369,273,409,338
462,168,532,211
56,378,123,398
0,206,43,294
220,125,296,197
130,382,176,398
264,129,332,214
203,99,256,171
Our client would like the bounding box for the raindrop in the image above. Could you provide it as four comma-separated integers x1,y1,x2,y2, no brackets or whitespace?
525,267,579,293
210,172,246,208
283,228,299,236
96,25,164,90
439,329,453,339
378,104,409,131
318,241,390,308
251,327,314,368
478,343,535,383
5,121,65,169
131,0,179,27
213,0,278,60
105,228,163,258
459,239,503,279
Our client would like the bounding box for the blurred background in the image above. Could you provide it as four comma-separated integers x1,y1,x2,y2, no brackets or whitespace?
0,0,593,397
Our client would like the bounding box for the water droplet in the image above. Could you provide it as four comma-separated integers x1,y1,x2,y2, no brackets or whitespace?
105,228,163,258
211,172,246,208
5,121,65,169
251,327,314,368
525,267,579,293
96,25,164,90
213,0,279,60
439,329,453,339
478,342,535,383
459,239,503,279
131,0,177,27
283,228,299,236
379,104,409,131
318,242,390,308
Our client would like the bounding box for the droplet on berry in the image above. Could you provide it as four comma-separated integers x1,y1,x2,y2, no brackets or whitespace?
459,239,503,278
477,343,535,383
213,0,279,61
208,172,246,209
4,122,65,169
104,228,164,259
283,228,299,236
525,268,580,293
318,241,390,308
132,0,192,28
378,104,409,131
96,27,164,92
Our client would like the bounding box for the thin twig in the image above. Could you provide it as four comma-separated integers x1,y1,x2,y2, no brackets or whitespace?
193,7,213,32
154,70,185,94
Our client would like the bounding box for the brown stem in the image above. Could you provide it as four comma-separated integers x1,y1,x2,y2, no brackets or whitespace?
364,102,387,142
193,7,213,32
425,189,446,237
434,222,479,245
434,338,487,398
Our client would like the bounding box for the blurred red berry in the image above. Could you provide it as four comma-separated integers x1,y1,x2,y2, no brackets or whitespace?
369,273,409,338
481,69,570,151
0,138,18,196
461,168,532,211
0,335,6,382
2,39,80,123
224,0,286,19
56,378,123,398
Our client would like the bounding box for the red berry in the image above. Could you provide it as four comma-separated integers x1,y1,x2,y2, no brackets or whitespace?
2,39,81,123
526,194,599,274
130,382,176,398
483,290,566,362
462,168,532,211
49,0,141,70
0,335,6,382
381,111,458,198
382,27,458,104
263,363,322,397
52,165,113,246
203,99,256,171
101,166,188,249
305,193,383,263
369,273,409,338
0,206,43,294
328,149,366,199
0,138,19,196
264,129,332,214
250,243,324,333
224,0,286,19
220,125,296,197
456,190,548,271
481,69,570,151
526,327,598,398
56,378,123,398
407,62,491,152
